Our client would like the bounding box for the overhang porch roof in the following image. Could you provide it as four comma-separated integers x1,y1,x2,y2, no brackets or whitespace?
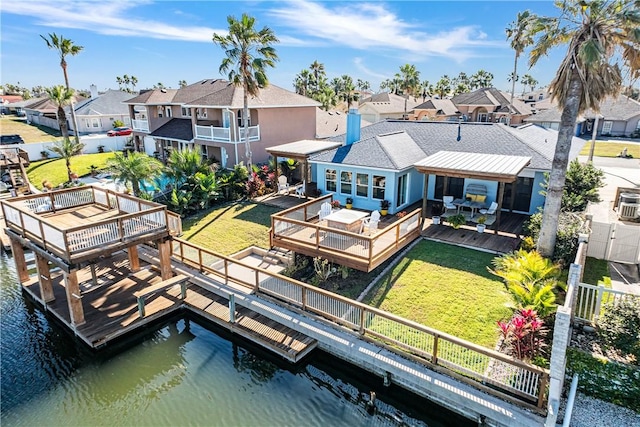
414,151,531,183
267,139,343,161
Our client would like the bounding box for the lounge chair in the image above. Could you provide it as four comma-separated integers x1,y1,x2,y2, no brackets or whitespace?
479,201,498,216
443,196,457,215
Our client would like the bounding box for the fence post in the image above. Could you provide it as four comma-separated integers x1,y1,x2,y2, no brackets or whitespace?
544,305,572,427
594,284,605,322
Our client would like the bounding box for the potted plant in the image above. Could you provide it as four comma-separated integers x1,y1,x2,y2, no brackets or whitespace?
97,145,105,153
432,215,441,225
89,165,99,177
448,213,466,229
380,200,390,216
346,197,353,209
476,216,487,233
330,200,341,209
40,150,50,160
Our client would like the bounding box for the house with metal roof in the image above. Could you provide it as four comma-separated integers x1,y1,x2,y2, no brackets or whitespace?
308,115,585,216
125,79,319,167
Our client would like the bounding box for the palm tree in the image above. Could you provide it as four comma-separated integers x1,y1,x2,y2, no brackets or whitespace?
470,69,494,89
107,151,163,197
398,64,420,118
316,86,338,111
527,0,640,257
40,33,83,146
506,11,534,125
338,75,358,109
310,60,325,86
521,74,539,93
434,76,452,99
49,137,85,183
46,85,75,139
131,76,138,92
178,79,188,88
116,76,123,91
294,69,311,96
165,148,209,185
213,13,279,169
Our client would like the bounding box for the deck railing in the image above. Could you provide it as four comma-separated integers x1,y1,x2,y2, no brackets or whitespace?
170,237,549,410
194,124,260,143
132,119,149,132
573,283,636,323
270,194,422,271
0,186,176,260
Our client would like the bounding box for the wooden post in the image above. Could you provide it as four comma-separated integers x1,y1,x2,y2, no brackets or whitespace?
421,173,429,221
157,239,172,280
90,264,98,286
9,238,29,283
128,245,140,272
64,269,85,326
495,181,506,235
35,253,55,303
229,294,236,323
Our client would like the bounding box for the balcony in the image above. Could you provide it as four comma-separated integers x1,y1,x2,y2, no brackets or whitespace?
195,124,260,143
269,194,422,272
132,119,149,132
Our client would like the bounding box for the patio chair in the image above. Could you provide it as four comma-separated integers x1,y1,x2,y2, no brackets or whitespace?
479,201,498,216
318,202,332,220
294,180,306,198
360,210,381,235
442,196,457,215
277,175,289,194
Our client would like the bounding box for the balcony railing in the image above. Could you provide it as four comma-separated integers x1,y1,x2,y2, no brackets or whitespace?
194,124,260,143
132,119,149,132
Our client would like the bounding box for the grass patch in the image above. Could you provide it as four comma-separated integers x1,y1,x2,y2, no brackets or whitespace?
0,116,61,143
27,153,116,188
579,141,640,158
582,257,612,287
180,201,281,256
362,240,512,348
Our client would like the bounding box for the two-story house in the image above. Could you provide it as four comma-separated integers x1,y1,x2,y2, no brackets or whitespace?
125,79,319,167
451,87,533,125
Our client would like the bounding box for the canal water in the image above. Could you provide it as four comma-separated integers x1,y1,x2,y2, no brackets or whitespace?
0,252,473,426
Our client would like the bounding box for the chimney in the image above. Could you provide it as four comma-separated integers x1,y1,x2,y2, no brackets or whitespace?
345,108,361,145
90,84,98,98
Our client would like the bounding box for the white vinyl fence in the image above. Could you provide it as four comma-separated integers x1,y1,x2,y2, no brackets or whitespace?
573,283,637,324
3,135,130,161
587,221,640,264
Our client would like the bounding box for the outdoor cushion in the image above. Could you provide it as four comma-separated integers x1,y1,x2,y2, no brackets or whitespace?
476,195,487,204
465,193,476,202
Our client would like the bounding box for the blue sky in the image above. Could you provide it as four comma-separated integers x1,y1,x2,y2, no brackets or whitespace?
1,1,566,94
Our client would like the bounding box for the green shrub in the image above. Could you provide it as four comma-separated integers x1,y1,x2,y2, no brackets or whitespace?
597,296,640,363
447,213,466,229
524,211,584,267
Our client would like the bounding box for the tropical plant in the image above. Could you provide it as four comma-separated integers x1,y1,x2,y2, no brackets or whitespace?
48,137,85,182
213,13,279,169
498,309,548,361
398,64,420,118
337,75,358,109
447,213,466,229
434,76,452,98
218,162,249,200
597,296,640,362
470,69,494,89
520,74,539,93
106,151,163,196
489,249,562,318
506,10,534,125
524,211,585,267
165,148,209,185
112,120,125,128
315,86,338,111
41,33,83,145
178,79,188,88
526,0,640,257
540,159,605,212
46,85,75,139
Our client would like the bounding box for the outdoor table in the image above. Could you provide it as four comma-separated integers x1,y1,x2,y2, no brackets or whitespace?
453,198,485,219
323,209,369,233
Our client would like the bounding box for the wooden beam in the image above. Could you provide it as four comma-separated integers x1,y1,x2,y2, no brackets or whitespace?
9,238,29,282
128,244,140,272
495,181,506,235
35,253,55,303
64,269,85,326
157,239,172,280
421,173,429,221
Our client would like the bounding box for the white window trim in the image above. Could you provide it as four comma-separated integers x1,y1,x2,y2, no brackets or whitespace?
602,120,613,134
181,107,192,117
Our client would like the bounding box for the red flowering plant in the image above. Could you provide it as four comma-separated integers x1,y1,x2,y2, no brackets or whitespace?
330,200,341,209
396,211,407,218
497,309,547,362
245,172,266,198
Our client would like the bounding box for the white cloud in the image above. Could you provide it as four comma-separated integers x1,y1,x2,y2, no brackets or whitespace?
353,57,388,80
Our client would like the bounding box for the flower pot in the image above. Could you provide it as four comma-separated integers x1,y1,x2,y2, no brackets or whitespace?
380,209,388,216
476,224,486,233
432,216,440,225
346,204,352,209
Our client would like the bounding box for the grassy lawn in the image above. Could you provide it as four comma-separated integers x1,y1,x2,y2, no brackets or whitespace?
363,240,512,348
27,153,116,188
579,141,640,158
582,256,612,287
0,116,61,143
180,202,282,256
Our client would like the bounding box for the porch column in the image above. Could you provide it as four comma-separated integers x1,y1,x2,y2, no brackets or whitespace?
495,181,506,235
157,239,173,280
128,244,140,273
64,269,85,326
9,238,29,283
35,253,55,303
421,173,429,221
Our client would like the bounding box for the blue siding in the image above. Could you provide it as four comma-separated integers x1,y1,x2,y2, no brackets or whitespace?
529,172,547,214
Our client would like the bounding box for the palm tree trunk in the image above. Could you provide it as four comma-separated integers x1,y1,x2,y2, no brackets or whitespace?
537,73,583,257
66,158,72,182
62,63,81,146
58,107,69,138
508,54,518,126
243,86,251,169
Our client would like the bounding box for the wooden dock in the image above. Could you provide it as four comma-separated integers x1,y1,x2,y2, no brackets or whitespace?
20,250,316,362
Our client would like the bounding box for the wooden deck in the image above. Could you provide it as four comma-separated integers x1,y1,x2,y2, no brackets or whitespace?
20,249,316,361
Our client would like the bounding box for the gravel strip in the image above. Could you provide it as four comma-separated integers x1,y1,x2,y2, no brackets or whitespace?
560,392,640,427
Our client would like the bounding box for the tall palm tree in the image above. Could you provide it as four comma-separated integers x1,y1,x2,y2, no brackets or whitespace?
107,151,163,197
131,76,138,92
213,13,279,169
46,85,75,139
41,33,83,146
527,0,640,257
338,75,358,109
506,10,534,125
49,137,85,183
470,69,494,89
310,60,325,84
398,64,420,118
434,76,452,99
521,74,539,93
316,86,338,111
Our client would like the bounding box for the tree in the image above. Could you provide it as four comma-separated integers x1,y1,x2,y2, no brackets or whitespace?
107,151,163,196
131,76,138,92
49,137,85,183
294,69,311,96
434,76,452,98
178,79,188,88
521,74,539,93
153,83,165,89
316,86,338,111
46,85,75,139
541,159,605,212
470,69,494,89
41,33,83,146
506,11,534,125
356,78,371,95
526,0,640,257
337,75,358,109
398,64,420,118
165,148,209,185
213,13,279,170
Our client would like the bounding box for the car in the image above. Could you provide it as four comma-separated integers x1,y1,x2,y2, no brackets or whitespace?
107,127,133,137
1,134,25,144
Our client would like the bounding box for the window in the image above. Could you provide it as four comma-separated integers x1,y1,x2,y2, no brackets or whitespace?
538,94,544,100
181,107,192,117
602,120,613,134
197,108,207,119
356,173,368,197
396,174,407,206
372,175,385,200
325,169,337,192
237,110,250,126
157,106,163,118
165,107,172,118
340,171,352,194
222,110,230,128
91,118,100,128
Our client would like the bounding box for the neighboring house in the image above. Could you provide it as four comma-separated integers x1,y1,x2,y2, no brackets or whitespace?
68,86,134,134
451,87,533,125
519,87,552,110
308,117,585,216
23,94,87,131
524,94,640,138
125,79,319,167
1,95,24,115
316,107,372,139
411,98,459,121
358,92,424,123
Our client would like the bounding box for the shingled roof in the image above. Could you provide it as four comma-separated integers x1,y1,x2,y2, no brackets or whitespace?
73,90,134,115
525,94,640,123
149,118,194,142
451,87,533,115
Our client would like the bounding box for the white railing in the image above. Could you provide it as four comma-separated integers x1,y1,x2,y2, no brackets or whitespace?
195,125,231,142
239,125,260,142
67,222,120,252
122,209,166,238
132,119,149,132
574,283,636,323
